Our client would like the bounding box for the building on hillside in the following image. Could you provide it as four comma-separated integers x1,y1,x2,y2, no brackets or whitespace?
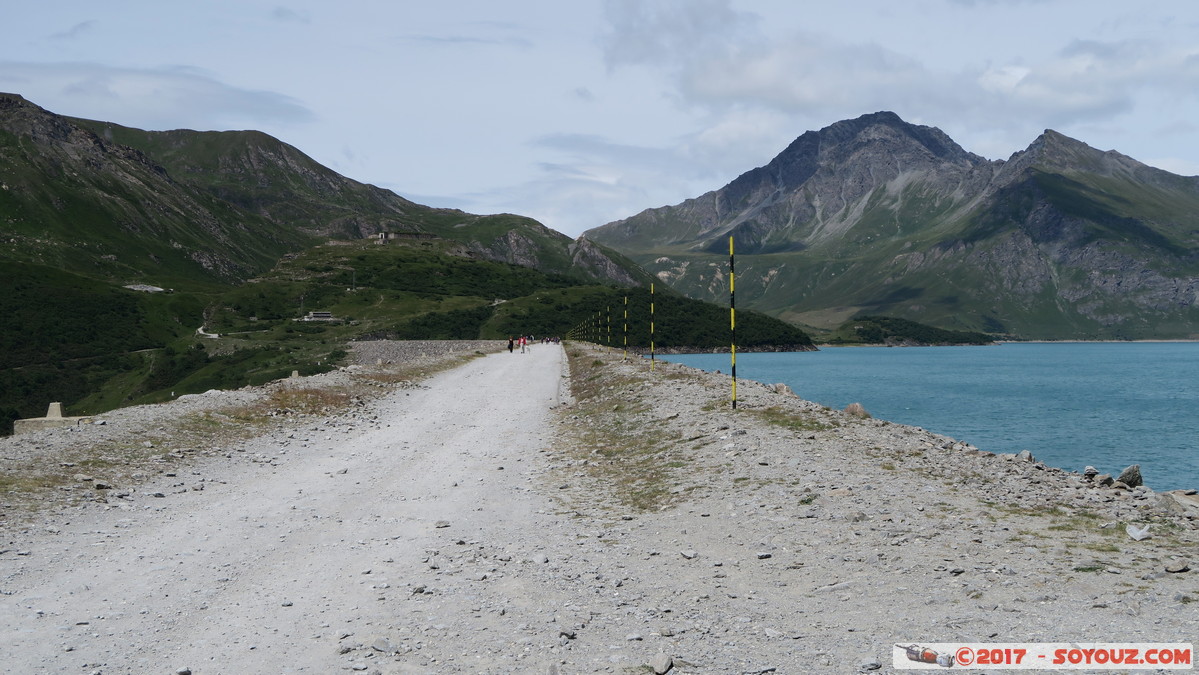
375,231,439,244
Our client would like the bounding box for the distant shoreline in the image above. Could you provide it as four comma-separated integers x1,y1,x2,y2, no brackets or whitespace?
634,344,818,354
999,339,1199,344
815,339,1199,348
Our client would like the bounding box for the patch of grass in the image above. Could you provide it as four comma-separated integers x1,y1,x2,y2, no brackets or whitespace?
259,387,352,416
0,473,70,501
558,346,694,512
750,406,835,432
997,503,1067,519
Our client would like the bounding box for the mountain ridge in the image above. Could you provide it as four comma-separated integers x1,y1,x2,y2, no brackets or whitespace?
1,91,649,289
1,93,304,284
586,111,1199,339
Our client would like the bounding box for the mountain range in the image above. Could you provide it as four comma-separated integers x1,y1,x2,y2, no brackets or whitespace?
6,92,1199,431
0,92,647,289
586,111,1199,339
1,92,812,432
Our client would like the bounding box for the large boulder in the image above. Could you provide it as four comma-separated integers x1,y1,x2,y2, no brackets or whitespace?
1117,464,1143,488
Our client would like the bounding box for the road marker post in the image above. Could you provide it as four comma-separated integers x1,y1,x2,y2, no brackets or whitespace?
730,236,737,410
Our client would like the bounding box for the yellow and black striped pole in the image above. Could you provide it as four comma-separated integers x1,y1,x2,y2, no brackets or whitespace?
730,236,737,410
606,305,611,352
650,282,656,371
623,295,628,360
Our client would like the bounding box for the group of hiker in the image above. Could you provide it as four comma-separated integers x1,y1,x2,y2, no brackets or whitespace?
507,335,560,353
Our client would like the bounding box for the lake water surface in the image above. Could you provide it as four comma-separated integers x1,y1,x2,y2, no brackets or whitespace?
661,343,1199,491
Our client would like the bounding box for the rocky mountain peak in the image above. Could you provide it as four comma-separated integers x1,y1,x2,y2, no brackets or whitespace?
781,111,979,167
1017,128,1103,164
0,92,33,113
586,111,1199,339
2,92,84,144
696,111,990,254
724,112,984,204
1000,127,1177,187
1,91,158,174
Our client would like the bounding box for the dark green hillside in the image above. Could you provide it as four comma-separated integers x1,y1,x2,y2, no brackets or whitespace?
228,241,811,350
826,315,993,345
205,239,582,332
0,262,206,433
491,285,813,352
344,244,579,299
0,237,813,434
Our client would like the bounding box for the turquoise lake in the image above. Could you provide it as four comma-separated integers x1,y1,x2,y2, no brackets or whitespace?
661,343,1199,492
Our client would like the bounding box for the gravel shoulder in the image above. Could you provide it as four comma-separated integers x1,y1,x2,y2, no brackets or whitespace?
1,340,1196,674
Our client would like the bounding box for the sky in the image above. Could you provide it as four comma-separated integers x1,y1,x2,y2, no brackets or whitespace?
3,1,1199,238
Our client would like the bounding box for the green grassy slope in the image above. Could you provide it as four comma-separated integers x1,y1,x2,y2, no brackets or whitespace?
70,120,651,285
0,115,316,288
1,239,812,434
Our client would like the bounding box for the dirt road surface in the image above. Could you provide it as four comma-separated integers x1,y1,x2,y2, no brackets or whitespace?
2,344,574,674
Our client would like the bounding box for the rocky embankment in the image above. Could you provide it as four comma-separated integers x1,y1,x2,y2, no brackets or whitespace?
1,340,1195,674
545,344,1197,672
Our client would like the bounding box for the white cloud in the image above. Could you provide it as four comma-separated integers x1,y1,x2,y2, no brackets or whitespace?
596,1,1199,170
0,62,312,130
681,35,933,115
600,0,758,71
678,108,795,176
432,129,733,234
977,65,1030,94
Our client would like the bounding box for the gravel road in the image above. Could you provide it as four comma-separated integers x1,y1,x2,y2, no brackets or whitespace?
1,340,1196,674
1,342,574,674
